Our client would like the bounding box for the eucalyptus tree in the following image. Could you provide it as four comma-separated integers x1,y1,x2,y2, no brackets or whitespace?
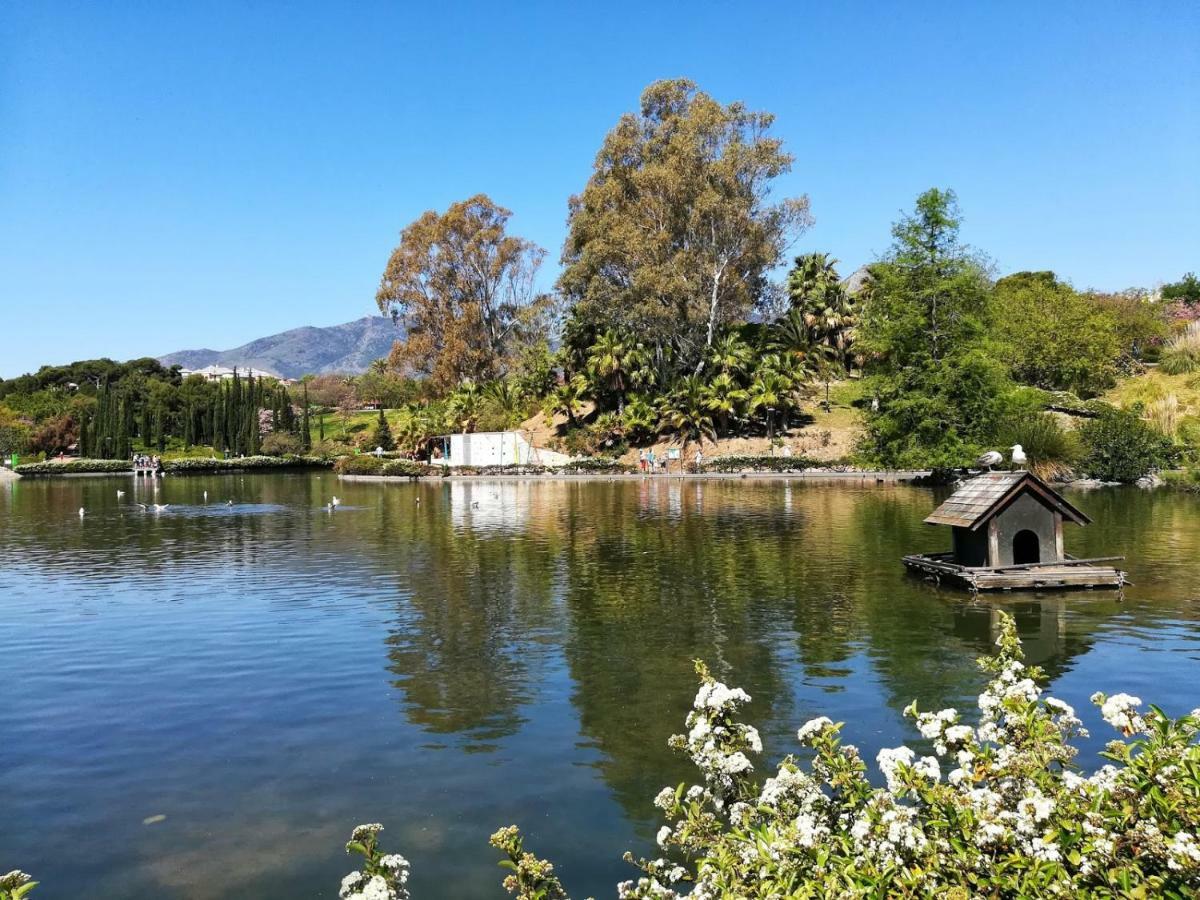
376,195,549,391
559,79,812,378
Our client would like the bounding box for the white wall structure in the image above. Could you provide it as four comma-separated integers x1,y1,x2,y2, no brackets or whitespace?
430,431,572,468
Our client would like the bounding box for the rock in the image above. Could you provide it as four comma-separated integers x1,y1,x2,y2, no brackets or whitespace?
1135,473,1164,489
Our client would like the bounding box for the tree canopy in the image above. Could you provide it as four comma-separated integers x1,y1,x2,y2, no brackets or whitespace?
376,194,550,391
558,78,812,377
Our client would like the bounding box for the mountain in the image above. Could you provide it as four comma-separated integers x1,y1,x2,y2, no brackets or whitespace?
158,316,402,379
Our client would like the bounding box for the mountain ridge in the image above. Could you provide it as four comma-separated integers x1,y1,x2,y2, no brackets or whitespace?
158,316,401,378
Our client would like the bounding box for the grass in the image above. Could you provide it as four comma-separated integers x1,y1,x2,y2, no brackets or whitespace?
1104,368,1200,441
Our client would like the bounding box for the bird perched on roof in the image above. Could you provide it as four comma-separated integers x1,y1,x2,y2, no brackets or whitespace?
976,450,1004,472
1010,444,1027,469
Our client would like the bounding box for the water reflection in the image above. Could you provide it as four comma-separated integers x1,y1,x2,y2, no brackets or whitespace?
1,475,1199,898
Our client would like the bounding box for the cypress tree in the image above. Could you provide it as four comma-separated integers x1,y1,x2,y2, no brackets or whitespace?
154,405,166,452
376,407,394,451
318,412,325,441
141,403,151,449
301,385,311,451
79,412,90,458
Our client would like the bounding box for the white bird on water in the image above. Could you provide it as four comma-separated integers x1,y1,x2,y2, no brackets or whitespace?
116,489,125,498
331,496,341,507
976,450,1004,472
226,499,234,506
1011,444,1028,469
78,507,85,518
203,490,208,503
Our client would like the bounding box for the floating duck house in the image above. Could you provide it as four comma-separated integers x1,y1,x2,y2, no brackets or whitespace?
902,472,1125,591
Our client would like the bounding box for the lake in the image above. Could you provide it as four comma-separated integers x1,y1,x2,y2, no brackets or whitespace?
2,473,1199,898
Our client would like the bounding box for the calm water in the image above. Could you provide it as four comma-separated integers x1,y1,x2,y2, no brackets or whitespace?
2,473,1199,898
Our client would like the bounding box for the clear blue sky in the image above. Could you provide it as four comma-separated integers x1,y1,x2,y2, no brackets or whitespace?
1,1,1197,378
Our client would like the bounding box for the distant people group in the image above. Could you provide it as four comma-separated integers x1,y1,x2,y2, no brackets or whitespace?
133,454,163,472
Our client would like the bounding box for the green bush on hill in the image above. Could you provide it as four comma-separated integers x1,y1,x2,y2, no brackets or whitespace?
1078,408,1178,482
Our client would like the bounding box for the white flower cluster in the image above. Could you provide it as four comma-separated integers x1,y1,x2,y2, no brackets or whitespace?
339,824,410,900
1093,691,1146,736
0,871,33,891
796,716,834,744
673,676,759,805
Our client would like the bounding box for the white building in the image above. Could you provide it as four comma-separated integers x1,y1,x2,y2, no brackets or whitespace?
179,365,287,383
429,431,572,468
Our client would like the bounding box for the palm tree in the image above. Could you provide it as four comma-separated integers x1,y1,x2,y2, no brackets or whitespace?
369,358,389,376
446,381,481,433
703,371,748,436
747,369,793,441
621,393,657,444
546,375,589,427
786,252,857,371
662,376,717,446
707,332,753,378
483,379,527,427
586,331,631,414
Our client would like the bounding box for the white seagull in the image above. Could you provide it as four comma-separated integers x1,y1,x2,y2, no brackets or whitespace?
976,450,1004,472
116,490,125,498
203,490,208,503
1011,444,1028,469
78,507,85,518
330,496,341,507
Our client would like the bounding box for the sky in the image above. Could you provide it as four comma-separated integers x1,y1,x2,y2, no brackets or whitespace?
1,1,1197,378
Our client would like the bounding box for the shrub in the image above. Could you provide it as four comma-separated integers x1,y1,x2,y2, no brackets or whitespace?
1160,323,1200,375
1078,408,1178,482
163,456,331,473
333,455,386,475
1162,468,1200,493
700,454,823,473
380,459,434,478
261,432,303,456
14,458,131,475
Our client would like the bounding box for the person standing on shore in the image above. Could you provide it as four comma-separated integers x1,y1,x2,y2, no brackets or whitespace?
647,448,655,474
694,448,703,472
639,449,647,473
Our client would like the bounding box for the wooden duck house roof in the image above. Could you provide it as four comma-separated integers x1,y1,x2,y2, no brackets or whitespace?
924,471,1090,530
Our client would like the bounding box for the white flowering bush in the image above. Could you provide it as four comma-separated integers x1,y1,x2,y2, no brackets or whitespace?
612,613,1200,898
339,824,410,900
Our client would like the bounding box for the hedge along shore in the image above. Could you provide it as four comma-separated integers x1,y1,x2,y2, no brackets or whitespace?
338,469,934,484
13,456,334,477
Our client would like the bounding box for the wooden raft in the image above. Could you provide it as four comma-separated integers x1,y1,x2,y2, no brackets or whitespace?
902,552,1126,592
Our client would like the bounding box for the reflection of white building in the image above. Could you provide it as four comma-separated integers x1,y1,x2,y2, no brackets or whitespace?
430,431,571,467
449,481,530,532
